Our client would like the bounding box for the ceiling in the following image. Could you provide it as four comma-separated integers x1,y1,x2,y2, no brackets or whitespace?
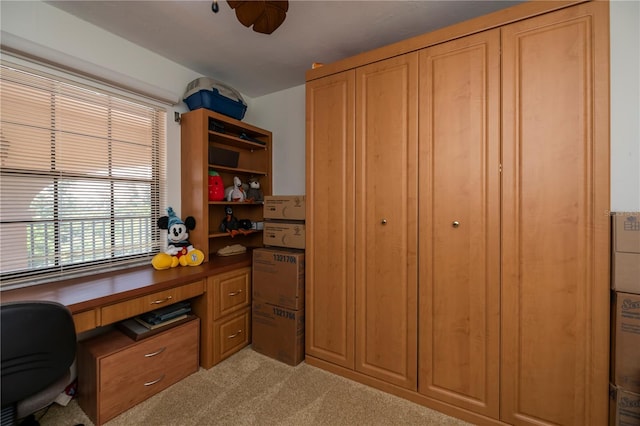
47,1,523,98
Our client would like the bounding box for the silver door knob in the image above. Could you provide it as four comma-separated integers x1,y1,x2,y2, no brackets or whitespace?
452,221,460,228
381,219,387,225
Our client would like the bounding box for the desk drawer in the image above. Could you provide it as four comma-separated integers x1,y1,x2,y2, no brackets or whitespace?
73,310,98,333
100,279,204,326
79,318,199,425
213,307,251,365
211,267,251,320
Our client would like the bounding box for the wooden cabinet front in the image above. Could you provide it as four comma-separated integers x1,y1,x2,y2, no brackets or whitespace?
305,70,356,370
73,309,98,333
500,3,610,425
417,29,501,418
192,267,252,368
213,267,251,319
78,318,200,425
304,2,609,424
213,307,251,365
354,53,418,390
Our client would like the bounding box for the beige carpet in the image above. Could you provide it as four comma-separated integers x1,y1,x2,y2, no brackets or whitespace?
37,347,471,426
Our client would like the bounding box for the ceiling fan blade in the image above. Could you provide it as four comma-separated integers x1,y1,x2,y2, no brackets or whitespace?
227,1,288,34
228,1,262,28
252,5,287,34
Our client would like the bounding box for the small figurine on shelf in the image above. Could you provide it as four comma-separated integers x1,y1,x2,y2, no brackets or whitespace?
224,176,246,202
245,176,264,203
219,205,249,237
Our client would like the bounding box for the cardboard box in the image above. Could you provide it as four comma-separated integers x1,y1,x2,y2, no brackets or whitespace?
609,384,640,426
252,300,304,366
263,221,306,249
263,195,306,220
253,248,305,310
612,213,640,294
611,292,640,394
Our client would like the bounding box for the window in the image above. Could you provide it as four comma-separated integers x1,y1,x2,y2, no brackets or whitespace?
0,62,166,289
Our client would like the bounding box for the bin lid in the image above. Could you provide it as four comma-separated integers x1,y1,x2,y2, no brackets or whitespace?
183,77,246,106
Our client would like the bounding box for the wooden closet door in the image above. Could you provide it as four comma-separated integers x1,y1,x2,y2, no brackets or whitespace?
355,53,418,389
501,2,610,425
417,29,500,418
305,71,356,369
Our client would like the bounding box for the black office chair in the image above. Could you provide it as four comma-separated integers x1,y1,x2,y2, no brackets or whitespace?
1,301,77,426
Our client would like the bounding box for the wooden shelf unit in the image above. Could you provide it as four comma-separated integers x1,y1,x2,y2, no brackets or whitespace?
180,108,272,261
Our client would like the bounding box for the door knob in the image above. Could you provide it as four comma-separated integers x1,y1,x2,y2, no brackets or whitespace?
381,219,387,225
452,221,460,228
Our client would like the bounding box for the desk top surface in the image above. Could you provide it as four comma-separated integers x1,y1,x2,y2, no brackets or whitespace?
0,252,253,313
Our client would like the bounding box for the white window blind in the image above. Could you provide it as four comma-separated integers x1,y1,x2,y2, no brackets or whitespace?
0,62,166,289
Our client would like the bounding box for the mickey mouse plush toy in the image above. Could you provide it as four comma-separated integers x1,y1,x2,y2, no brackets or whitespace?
151,207,205,270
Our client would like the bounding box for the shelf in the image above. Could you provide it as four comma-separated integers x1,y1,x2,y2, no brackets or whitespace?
209,164,268,176
208,131,268,151
181,108,271,262
209,230,261,239
208,201,264,206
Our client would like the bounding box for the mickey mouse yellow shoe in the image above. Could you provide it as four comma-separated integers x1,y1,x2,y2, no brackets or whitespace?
180,249,205,267
151,253,179,270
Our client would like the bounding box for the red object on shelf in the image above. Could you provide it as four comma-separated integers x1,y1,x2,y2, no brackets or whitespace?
208,171,225,201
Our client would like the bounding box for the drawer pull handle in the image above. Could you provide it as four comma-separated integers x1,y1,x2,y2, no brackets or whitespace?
228,290,243,296
150,295,173,305
144,374,165,386
228,329,243,339
144,347,166,357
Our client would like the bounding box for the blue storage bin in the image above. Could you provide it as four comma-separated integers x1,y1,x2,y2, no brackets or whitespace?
183,78,247,120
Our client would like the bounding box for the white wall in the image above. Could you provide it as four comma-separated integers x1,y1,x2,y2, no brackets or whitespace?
1,0,638,211
245,85,306,195
610,0,640,212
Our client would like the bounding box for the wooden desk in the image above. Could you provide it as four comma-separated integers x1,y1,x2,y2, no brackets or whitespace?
3,252,254,423
0,252,253,334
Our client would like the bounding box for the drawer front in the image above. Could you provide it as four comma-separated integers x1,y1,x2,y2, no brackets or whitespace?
73,309,98,333
100,279,204,326
98,319,199,424
212,267,251,320
214,307,251,364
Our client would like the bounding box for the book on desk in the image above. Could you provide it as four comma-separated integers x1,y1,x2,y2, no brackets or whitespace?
117,301,194,341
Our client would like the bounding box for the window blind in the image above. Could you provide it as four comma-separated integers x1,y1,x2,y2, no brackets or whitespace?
0,63,167,289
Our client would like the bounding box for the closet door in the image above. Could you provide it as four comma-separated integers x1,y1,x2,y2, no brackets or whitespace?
501,2,610,425
355,53,418,389
418,29,500,418
305,70,356,369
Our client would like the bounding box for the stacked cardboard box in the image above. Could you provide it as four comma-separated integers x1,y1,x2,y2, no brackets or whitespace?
612,213,640,295
253,248,305,310
263,196,306,249
252,196,306,366
263,195,306,222
609,213,640,426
